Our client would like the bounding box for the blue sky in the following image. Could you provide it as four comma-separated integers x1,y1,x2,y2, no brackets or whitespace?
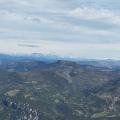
0,0,120,59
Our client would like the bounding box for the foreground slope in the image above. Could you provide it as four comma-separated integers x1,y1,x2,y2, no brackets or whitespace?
0,60,120,120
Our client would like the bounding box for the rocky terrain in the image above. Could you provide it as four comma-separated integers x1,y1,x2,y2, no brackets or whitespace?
0,56,120,120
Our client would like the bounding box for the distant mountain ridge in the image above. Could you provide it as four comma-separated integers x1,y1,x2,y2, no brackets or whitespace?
0,54,120,69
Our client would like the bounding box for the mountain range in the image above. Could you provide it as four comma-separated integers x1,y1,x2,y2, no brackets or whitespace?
0,54,120,119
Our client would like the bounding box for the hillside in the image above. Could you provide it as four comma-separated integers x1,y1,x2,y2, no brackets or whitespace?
0,59,120,119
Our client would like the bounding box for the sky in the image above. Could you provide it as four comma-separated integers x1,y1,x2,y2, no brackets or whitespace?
0,0,120,59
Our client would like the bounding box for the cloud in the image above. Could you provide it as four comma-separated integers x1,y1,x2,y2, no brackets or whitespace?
0,0,31,6
0,10,22,21
0,28,14,33
0,39,120,59
17,44,39,48
69,7,120,26
26,16,56,24
0,0,120,59
72,26,115,36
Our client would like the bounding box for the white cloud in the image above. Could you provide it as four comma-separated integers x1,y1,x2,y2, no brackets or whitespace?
0,39,120,59
0,0,30,6
0,10,23,21
0,0,120,59
0,28,14,33
69,7,120,26
70,7,111,19
72,26,115,36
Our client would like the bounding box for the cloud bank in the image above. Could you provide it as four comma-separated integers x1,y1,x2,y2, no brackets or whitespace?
0,0,120,59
